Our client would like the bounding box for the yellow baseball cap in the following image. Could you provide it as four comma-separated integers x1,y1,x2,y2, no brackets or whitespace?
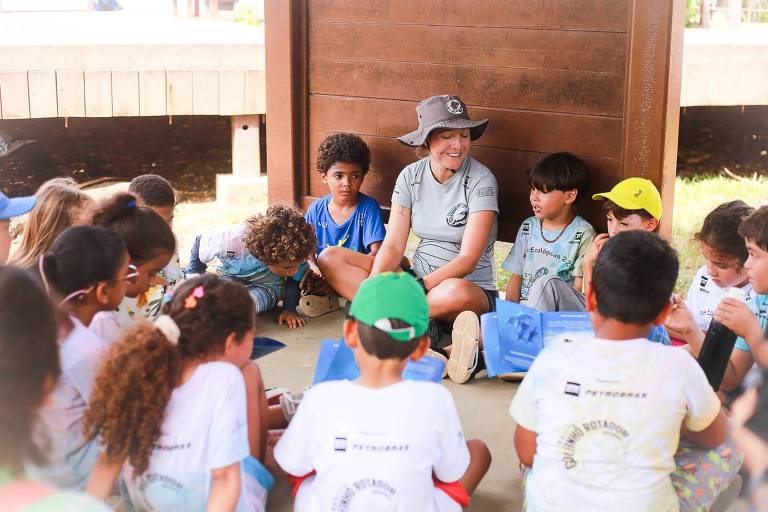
592,177,662,220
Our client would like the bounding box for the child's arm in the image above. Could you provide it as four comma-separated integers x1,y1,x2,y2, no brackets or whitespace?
367,241,382,256
514,425,537,468
207,462,241,512
86,453,122,501
505,275,522,303
580,233,609,294
681,407,729,449
716,297,767,366
277,278,306,329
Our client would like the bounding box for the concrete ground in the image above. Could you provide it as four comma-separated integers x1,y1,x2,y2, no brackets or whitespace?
257,308,524,512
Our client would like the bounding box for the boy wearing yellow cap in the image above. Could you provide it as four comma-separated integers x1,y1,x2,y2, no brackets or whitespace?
525,177,663,314
274,272,491,511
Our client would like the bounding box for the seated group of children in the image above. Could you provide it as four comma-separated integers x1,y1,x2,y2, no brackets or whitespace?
1,131,767,512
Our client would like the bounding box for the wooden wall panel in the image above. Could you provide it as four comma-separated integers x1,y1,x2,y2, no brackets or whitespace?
111,71,140,116
308,96,623,160
311,0,629,32
84,70,112,117
219,70,246,115
309,23,627,74
192,70,219,115
309,60,624,117
166,70,193,115
56,70,85,117
0,72,30,119
28,71,57,118
139,70,167,116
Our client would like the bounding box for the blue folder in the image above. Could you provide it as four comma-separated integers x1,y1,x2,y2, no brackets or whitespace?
312,338,445,385
481,299,593,377
250,337,287,360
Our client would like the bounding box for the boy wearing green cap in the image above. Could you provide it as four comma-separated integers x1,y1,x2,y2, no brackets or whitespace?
523,177,663,313
274,272,491,511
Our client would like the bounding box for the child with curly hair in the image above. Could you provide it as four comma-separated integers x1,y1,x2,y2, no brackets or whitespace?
128,174,185,320
84,275,274,512
0,265,109,511
186,205,316,329
88,192,177,343
32,226,133,489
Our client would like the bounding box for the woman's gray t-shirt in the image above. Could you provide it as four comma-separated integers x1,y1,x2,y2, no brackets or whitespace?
391,156,498,291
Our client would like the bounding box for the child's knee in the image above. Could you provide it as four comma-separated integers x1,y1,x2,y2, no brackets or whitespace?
317,246,344,270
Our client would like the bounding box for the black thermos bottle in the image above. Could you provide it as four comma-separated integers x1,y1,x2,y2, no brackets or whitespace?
697,288,744,392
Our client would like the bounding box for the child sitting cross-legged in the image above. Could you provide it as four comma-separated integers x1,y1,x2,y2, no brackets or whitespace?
503,152,595,306
186,205,316,329
301,133,386,316
85,275,274,511
275,272,491,511
511,231,736,511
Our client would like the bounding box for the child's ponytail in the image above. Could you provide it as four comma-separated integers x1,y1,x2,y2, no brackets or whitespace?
90,192,176,263
84,321,180,476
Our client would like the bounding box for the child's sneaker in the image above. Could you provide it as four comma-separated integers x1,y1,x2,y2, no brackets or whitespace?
447,311,481,384
279,391,304,423
296,293,340,318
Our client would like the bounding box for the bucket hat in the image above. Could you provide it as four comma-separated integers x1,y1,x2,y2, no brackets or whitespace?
398,95,488,147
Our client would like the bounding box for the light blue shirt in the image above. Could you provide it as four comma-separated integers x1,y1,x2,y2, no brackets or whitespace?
735,293,768,352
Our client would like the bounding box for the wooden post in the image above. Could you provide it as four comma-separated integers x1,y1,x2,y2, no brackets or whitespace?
232,115,263,176
209,0,218,17
265,0,307,206
623,0,684,239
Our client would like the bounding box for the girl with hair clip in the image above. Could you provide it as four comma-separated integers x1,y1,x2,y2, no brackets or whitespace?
0,265,109,511
31,225,134,490
8,177,93,269
85,274,275,512
89,192,176,344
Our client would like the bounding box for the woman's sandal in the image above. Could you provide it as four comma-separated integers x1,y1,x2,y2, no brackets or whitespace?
295,293,340,318
447,311,481,384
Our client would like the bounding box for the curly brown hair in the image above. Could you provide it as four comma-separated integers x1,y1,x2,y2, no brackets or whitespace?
84,274,255,476
243,205,316,264
316,133,371,174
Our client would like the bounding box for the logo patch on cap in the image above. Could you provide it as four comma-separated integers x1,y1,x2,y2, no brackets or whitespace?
445,98,464,115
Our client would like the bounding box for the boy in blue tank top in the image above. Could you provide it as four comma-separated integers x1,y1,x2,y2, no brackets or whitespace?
302,134,386,315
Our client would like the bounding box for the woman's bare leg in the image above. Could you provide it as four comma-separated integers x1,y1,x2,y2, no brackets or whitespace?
317,246,375,300
460,439,492,494
427,278,492,322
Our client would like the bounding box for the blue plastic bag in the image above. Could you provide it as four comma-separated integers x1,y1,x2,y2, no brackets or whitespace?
312,339,445,385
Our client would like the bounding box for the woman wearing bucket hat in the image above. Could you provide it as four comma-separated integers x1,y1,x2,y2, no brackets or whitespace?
319,95,498,382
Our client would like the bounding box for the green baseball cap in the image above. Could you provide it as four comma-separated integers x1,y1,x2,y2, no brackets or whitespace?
349,272,429,342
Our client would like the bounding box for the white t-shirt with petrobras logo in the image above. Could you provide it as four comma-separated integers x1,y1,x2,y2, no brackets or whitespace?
274,380,470,512
502,215,595,304
391,156,499,291
510,338,720,512
685,265,753,332
120,362,255,512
